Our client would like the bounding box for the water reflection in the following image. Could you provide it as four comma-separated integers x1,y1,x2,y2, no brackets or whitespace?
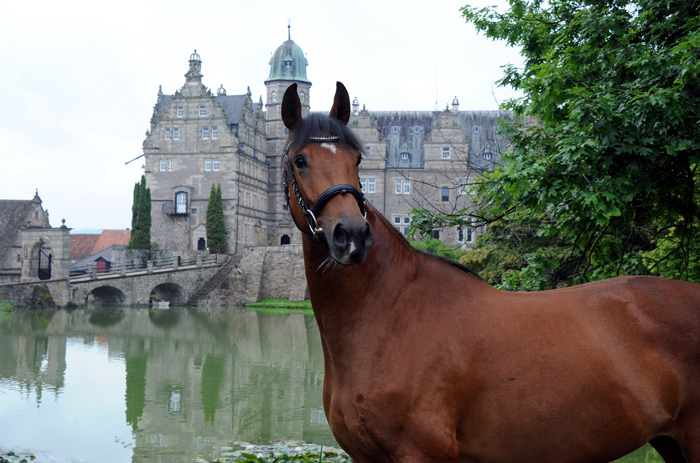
0,307,330,463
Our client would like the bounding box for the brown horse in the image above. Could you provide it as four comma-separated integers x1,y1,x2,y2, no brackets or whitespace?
281,82,700,463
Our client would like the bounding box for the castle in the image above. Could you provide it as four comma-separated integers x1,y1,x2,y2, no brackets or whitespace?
143,29,508,253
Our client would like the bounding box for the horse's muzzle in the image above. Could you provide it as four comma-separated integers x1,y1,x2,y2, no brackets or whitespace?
329,219,372,265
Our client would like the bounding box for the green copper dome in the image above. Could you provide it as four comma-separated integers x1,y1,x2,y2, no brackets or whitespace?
266,33,310,84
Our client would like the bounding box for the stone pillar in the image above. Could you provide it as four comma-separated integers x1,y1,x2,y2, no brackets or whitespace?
88,264,97,280
196,255,203,268
147,261,154,274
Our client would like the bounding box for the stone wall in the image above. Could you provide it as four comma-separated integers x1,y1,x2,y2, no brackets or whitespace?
238,245,307,303
0,279,70,309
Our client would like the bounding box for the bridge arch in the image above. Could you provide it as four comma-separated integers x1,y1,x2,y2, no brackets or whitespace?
89,286,127,306
150,283,186,305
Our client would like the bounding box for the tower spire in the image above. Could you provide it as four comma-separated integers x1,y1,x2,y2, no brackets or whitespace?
288,19,291,40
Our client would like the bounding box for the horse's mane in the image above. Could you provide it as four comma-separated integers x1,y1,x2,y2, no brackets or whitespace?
372,206,485,282
286,113,364,156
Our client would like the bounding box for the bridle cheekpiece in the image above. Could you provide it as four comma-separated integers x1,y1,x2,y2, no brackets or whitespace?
284,136,367,237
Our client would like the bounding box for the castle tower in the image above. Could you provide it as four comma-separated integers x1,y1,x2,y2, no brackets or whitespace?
264,25,312,245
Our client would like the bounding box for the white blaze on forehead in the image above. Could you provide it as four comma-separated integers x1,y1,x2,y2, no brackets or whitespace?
320,143,337,153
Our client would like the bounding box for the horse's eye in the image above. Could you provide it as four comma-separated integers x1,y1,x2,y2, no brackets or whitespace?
294,157,307,169
356,156,362,166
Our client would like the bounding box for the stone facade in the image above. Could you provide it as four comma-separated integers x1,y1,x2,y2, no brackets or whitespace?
143,32,508,254
0,192,71,284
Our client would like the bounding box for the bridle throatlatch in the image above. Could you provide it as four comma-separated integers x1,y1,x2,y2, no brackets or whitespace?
284,136,367,237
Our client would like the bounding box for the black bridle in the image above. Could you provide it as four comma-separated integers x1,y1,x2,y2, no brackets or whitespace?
283,136,367,237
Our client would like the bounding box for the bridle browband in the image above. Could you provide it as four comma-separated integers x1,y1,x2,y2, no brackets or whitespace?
284,136,367,237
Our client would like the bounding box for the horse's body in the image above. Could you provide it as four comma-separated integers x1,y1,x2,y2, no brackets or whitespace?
281,82,700,462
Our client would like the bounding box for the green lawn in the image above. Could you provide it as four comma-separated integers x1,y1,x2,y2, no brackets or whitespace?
245,298,313,316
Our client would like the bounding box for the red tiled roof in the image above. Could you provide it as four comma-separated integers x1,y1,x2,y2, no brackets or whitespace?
70,230,131,260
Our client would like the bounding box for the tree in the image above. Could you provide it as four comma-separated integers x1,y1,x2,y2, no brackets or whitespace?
206,183,227,253
128,175,152,249
446,0,700,289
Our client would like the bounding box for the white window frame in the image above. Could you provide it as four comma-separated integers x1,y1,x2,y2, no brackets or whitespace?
360,178,367,193
442,147,451,159
173,127,179,140
395,179,402,195
400,152,409,160
202,127,209,139
393,216,411,235
176,106,183,118
199,105,206,117
460,179,467,195
271,91,276,103
403,180,411,195
164,128,171,140
213,158,219,171
212,126,218,140
205,158,211,171
167,159,173,171
365,146,371,158
175,192,187,214
367,178,376,194
300,91,305,103
159,159,166,171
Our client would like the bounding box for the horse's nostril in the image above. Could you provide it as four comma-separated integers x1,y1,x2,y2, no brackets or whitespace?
332,223,349,249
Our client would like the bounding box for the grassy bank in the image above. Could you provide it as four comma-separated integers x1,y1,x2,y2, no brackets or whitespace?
245,298,313,316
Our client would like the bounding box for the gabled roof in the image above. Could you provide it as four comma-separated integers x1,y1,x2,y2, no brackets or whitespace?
154,94,262,127
70,234,101,260
0,200,33,265
70,230,130,261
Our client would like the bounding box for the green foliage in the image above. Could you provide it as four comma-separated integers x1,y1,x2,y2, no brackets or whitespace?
125,352,148,431
458,0,700,289
0,301,14,313
408,236,467,262
201,355,225,425
129,175,152,249
206,183,227,254
246,298,313,310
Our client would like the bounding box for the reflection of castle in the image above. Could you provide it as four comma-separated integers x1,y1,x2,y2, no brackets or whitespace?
145,28,508,253
0,307,330,463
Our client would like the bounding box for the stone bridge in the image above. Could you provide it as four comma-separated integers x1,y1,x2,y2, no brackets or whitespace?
0,245,309,308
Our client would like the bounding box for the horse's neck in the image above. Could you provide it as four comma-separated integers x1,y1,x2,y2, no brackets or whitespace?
302,207,415,334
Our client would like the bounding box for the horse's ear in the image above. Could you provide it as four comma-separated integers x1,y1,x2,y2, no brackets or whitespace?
329,82,350,125
282,83,302,131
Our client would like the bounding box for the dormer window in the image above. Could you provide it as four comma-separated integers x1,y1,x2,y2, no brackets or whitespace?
400,152,409,160
175,192,188,214
199,106,206,117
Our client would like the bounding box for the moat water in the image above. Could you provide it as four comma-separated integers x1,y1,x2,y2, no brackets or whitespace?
0,307,661,463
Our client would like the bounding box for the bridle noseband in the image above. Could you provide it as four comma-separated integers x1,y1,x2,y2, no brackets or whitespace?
284,136,367,237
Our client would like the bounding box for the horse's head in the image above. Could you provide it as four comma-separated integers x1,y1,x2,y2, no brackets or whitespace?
282,82,373,265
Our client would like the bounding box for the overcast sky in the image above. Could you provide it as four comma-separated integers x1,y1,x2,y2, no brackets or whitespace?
0,0,522,232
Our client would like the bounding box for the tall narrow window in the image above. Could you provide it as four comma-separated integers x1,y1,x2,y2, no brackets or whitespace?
164,128,171,140
167,159,173,171
300,91,305,103
360,178,367,193
205,159,211,171
199,105,206,117
175,192,187,214
403,180,411,195
173,127,179,140
366,146,371,157
441,187,449,202
213,158,219,171
160,159,166,171
202,127,209,139
395,179,402,195
368,179,376,194
212,126,218,139
460,179,467,195
442,147,451,159
271,91,276,103
177,106,183,118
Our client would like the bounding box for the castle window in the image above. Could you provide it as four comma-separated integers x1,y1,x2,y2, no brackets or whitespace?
431,230,440,239
482,149,493,161
441,187,449,202
442,147,451,159
400,152,409,160
173,128,179,140
205,158,211,171
212,126,218,140
300,91,305,103
366,147,371,158
460,179,467,195
202,127,209,139
360,178,366,193
404,180,411,195
459,221,474,243
191,208,197,214
199,106,206,117
164,128,171,140
177,106,183,118
160,159,166,171
367,179,376,194
271,91,276,103
17,254,20,262
393,216,411,235
213,158,219,171
175,192,188,214
167,159,173,171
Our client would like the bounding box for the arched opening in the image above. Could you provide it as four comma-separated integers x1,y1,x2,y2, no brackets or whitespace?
149,306,182,328
280,235,291,245
150,283,186,306
28,238,53,282
89,286,127,307
88,307,126,327
198,237,206,250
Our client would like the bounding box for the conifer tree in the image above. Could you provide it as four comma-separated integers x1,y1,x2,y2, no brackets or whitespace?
128,175,152,249
206,183,226,253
